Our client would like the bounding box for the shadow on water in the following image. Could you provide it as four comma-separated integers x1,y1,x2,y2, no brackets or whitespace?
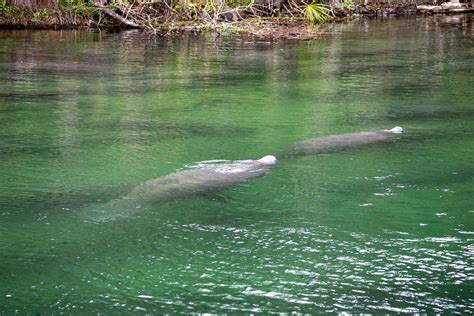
384,107,474,121
0,122,256,156
0,92,65,98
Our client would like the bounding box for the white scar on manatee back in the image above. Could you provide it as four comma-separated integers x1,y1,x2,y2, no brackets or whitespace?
78,155,277,222
188,155,276,174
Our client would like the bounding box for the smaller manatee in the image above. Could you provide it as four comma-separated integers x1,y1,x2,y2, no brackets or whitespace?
281,126,403,157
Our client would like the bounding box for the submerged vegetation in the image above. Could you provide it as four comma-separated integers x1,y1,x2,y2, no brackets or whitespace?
0,0,473,37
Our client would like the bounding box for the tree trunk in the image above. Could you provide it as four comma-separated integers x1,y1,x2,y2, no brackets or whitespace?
7,0,56,10
254,0,286,13
7,0,32,10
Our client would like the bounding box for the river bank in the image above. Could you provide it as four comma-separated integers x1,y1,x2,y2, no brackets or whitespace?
0,2,473,39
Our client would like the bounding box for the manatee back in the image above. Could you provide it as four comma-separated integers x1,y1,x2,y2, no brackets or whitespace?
281,130,397,157
126,161,272,206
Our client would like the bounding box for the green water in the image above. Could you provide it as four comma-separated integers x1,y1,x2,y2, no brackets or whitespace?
1,15,473,313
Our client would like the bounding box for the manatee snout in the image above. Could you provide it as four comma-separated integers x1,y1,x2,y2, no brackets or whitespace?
258,155,277,165
387,126,403,134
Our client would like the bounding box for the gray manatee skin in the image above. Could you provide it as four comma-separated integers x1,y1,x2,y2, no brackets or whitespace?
281,127,403,157
78,156,277,222
126,158,276,207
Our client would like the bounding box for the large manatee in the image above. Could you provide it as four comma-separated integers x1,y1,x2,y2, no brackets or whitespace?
281,127,403,157
78,155,277,222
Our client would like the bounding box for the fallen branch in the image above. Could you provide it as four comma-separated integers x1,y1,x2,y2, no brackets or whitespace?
95,5,143,28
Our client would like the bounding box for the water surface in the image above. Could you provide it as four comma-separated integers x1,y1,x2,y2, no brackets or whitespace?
1,15,473,313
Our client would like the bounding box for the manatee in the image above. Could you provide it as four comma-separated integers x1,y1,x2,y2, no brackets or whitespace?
78,155,277,222
281,127,403,157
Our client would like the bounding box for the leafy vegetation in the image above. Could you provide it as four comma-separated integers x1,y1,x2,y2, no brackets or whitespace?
31,7,48,22
0,0,441,33
0,3,24,17
299,1,332,24
1,0,335,28
335,0,355,11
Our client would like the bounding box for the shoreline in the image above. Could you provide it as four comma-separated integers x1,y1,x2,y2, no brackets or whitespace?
0,3,472,40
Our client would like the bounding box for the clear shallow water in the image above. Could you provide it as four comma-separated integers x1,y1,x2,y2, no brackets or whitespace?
1,16,473,313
